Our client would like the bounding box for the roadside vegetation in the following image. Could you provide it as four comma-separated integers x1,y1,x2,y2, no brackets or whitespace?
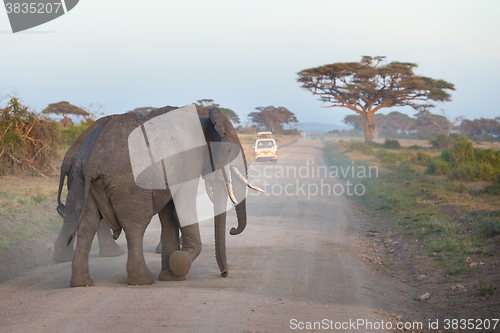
0,176,62,250
324,138,500,278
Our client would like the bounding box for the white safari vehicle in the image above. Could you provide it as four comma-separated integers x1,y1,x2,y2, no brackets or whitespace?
253,138,278,163
257,131,273,139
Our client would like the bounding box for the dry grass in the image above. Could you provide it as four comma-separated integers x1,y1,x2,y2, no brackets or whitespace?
0,176,62,249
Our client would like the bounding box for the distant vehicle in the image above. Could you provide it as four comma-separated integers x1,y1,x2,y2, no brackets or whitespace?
253,138,278,163
300,131,307,138
310,134,319,140
257,131,273,139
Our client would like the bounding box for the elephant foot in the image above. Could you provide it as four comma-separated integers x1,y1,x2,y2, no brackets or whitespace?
127,270,155,286
155,241,162,254
159,268,186,281
169,251,191,277
53,248,75,263
70,274,94,287
99,242,125,257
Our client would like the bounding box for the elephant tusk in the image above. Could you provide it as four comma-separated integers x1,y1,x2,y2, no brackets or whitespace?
225,181,238,205
221,166,238,205
204,180,214,203
230,165,265,193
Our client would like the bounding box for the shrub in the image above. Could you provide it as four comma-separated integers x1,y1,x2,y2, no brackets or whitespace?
450,162,497,181
396,160,417,174
411,150,431,166
441,140,476,166
367,141,384,148
444,182,467,193
337,140,347,149
0,98,60,175
376,149,406,164
347,141,374,155
426,140,500,181
483,176,500,195
473,147,500,166
408,145,427,150
383,138,401,149
475,211,500,237
60,124,87,146
430,133,469,149
426,158,450,176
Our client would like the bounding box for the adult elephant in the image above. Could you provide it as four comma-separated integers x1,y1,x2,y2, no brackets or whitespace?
53,106,195,261
53,115,125,263
64,105,261,287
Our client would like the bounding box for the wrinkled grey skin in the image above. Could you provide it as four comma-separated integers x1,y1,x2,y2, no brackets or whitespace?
63,107,248,287
53,115,125,263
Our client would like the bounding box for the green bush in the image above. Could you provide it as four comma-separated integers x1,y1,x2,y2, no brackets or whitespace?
411,150,431,166
450,162,497,181
483,176,500,195
60,124,87,146
430,133,469,149
444,182,467,193
347,141,374,155
367,141,384,148
337,140,347,149
396,160,417,174
426,140,500,181
441,140,476,166
383,138,401,149
426,158,450,176
376,149,406,164
408,144,427,150
475,211,500,237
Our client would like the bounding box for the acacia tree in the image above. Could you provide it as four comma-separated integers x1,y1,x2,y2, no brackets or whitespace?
42,101,89,127
385,111,414,135
460,117,500,139
297,56,455,142
249,106,297,132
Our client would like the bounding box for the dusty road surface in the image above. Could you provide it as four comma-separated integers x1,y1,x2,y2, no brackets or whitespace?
0,140,395,333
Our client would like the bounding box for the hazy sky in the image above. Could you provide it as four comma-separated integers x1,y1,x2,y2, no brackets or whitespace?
1,0,499,126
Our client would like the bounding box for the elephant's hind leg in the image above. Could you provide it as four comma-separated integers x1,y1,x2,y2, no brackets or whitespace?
53,221,76,263
124,222,155,285
97,219,125,257
70,199,101,287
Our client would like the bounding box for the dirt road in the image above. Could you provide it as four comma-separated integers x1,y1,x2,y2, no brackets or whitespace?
0,140,394,332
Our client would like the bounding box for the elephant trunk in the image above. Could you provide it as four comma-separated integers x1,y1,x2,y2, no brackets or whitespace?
231,199,247,235
212,181,228,277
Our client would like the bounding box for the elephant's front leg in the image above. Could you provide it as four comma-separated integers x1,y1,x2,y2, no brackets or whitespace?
158,201,202,280
70,198,101,287
158,201,182,280
124,223,156,285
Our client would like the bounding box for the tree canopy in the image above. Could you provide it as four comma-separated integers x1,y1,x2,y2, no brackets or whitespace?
249,106,297,132
127,106,157,116
42,101,89,118
297,56,455,142
196,99,240,124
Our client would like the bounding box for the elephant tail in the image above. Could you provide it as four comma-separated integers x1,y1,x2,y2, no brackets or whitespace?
67,175,92,246
56,169,66,217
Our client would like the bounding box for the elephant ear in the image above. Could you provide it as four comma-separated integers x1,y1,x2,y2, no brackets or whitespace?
209,107,225,138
